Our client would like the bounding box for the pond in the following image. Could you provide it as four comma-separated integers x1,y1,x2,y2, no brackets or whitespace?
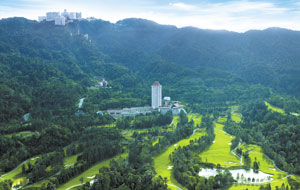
199,168,273,183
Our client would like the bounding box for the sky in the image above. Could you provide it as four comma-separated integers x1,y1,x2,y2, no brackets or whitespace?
1,0,300,32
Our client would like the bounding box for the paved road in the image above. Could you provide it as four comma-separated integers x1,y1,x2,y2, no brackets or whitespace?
167,183,183,190
65,179,95,190
231,140,244,165
66,184,83,190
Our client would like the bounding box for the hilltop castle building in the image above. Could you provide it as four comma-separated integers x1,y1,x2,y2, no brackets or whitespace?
152,81,162,109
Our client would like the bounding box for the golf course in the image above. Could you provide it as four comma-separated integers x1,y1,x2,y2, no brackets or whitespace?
154,114,204,190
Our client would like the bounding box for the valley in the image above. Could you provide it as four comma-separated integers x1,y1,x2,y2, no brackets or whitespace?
2,108,298,190
0,17,300,190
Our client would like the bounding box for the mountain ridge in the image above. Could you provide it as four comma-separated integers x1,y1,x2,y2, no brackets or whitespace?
0,17,299,123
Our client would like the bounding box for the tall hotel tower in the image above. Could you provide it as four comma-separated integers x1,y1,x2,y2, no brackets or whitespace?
152,81,162,109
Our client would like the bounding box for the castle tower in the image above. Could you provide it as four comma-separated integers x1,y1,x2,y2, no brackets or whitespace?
152,81,162,109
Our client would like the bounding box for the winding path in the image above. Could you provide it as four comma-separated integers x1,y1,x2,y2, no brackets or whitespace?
167,183,183,190
223,113,296,188
230,140,243,165
65,184,82,190
261,152,292,176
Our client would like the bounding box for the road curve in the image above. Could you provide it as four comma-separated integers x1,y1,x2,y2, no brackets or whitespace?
167,183,183,190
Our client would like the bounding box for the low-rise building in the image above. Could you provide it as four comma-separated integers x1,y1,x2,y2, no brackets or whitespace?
172,105,186,115
159,104,186,115
106,107,152,118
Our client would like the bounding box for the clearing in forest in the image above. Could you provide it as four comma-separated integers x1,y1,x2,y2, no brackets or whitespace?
64,154,80,167
154,116,205,190
199,122,241,167
0,156,39,182
265,102,285,114
188,114,202,127
231,112,242,123
229,144,290,190
57,153,127,190
5,131,39,138
171,115,180,127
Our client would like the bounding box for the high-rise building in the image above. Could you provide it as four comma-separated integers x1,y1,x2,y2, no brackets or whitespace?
152,81,162,109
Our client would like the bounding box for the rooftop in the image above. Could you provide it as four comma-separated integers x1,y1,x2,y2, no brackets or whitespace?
152,81,161,86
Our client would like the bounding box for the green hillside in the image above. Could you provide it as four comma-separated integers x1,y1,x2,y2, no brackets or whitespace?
0,17,300,190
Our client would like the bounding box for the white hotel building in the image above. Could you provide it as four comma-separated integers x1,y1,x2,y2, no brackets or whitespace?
151,81,162,109
38,10,82,26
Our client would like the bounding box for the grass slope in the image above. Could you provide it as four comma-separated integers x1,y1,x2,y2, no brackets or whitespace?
172,116,180,127
64,154,80,167
0,156,39,182
188,114,202,127
154,114,204,190
265,102,285,115
5,131,39,138
199,122,241,167
57,153,127,190
12,177,27,188
198,116,296,189
229,144,290,190
231,113,242,123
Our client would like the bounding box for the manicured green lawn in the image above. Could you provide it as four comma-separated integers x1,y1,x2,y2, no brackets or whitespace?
230,105,240,109
217,117,227,124
152,136,162,146
122,129,148,140
0,156,39,182
1,152,81,188
265,102,285,114
64,154,80,166
57,153,127,190
228,144,290,190
5,131,39,138
0,156,39,190
197,118,295,189
188,114,202,127
199,122,241,167
90,123,116,129
231,112,242,123
172,116,180,127
12,177,27,187
230,176,300,190
154,117,205,190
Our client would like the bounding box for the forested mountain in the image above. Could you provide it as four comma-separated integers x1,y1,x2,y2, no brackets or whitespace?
1,16,300,190
2,17,300,123
75,18,300,95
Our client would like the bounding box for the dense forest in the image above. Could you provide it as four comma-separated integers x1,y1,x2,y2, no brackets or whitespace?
1,17,300,124
225,101,300,175
1,17,300,190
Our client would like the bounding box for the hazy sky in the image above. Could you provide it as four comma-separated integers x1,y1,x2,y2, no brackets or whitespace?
1,0,300,32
